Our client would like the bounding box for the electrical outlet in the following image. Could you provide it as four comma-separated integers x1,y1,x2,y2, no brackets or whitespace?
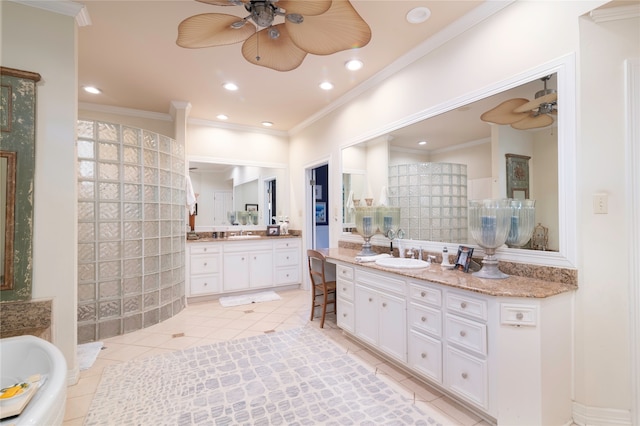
593,194,608,214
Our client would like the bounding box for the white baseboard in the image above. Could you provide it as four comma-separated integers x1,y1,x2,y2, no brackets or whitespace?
573,402,632,425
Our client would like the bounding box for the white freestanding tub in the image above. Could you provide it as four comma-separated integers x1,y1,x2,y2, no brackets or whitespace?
0,335,67,425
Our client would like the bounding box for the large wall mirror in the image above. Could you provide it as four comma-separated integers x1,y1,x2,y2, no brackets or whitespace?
188,159,288,229
0,151,16,290
340,56,576,268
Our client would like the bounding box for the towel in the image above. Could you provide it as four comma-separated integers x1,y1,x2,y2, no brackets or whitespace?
186,175,196,215
355,253,391,263
378,186,388,206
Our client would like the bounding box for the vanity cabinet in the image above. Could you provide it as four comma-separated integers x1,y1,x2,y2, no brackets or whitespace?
336,264,355,333
329,259,574,425
354,269,407,363
223,240,273,291
189,244,221,295
274,239,301,285
186,237,301,298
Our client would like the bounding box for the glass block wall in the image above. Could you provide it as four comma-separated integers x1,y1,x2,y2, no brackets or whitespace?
76,120,186,343
388,163,468,243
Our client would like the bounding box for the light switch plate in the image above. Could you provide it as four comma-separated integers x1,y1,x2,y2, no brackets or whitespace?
593,193,608,214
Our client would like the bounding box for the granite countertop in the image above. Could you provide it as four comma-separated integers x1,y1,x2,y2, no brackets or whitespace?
187,234,300,243
322,247,577,299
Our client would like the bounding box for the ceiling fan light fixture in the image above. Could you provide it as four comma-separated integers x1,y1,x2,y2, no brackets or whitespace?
230,20,247,29
249,2,276,27
268,27,280,39
406,7,431,24
286,13,304,24
345,59,363,71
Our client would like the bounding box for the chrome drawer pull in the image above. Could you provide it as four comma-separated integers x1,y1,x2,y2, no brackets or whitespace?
461,372,468,379
382,302,387,307
460,302,467,309
421,316,427,322
368,297,373,302
421,353,427,359
421,291,426,297
459,330,466,337
203,262,207,266
516,312,524,320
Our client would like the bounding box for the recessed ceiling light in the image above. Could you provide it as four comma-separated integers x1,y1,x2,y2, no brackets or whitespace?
418,141,427,146
223,82,239,91
83,86,102,94
217,114,228,120
319,81,334,91
406,7,431,24
345,59,363,71
262,121,273,127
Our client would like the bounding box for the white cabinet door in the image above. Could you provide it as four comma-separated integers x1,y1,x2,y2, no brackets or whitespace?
354,284,378,347
249,251,273,288
379,292,407,362
223,252,249,291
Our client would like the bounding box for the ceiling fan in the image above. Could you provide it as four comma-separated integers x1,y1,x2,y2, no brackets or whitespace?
480,75,558,130
176,0,372,72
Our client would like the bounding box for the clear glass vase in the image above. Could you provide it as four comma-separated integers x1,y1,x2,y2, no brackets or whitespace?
468,199,513,279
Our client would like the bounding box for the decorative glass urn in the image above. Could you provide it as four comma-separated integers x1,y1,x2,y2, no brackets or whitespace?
468,199,514,279
354,206,381,256
506,199,536,248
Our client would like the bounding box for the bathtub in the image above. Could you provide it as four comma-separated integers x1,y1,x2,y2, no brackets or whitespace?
0,335,67,425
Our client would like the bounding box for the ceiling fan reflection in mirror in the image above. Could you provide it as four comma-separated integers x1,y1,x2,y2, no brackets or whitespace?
176,0,371,72
480,75,558,130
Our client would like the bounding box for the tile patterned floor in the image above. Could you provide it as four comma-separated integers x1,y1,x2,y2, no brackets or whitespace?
64,289,493,426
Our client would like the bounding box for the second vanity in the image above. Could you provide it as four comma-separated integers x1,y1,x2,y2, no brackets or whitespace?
324,247,577,426
186,235,301,300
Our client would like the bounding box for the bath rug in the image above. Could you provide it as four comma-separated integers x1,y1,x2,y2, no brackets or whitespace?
84,326,451,425
218,290,281,307
77,341,103,371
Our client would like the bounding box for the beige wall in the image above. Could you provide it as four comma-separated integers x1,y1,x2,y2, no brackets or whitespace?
2,2,79,381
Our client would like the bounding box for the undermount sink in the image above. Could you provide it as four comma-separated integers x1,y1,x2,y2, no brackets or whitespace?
375,257,430,269
227,235,261,240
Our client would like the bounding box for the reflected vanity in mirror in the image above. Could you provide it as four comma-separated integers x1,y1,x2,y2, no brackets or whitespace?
187,159,288,230
1,151,16,290
340,56,576,268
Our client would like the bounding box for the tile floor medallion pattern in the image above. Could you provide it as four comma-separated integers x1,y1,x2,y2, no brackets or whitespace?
84,326,447,425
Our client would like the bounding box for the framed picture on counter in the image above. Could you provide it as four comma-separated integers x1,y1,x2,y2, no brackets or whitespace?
245,203,258,212
454,245,474,272
267,225,280,236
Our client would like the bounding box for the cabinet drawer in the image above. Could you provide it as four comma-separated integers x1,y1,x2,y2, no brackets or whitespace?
190,255,219,275
409,282,442,307
408,329,442,383
337,298,354,333
446,292,488,321
337,278,354,301
445,345,488,410
445,314,487,356
409,303,442,337
190,275,221,295
274,249,299,266
336,264,353,281
275,267,300,285
274,239,300,250
190,244,219,255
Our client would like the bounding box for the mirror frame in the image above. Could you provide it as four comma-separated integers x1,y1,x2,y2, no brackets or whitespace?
0,151,16,290
339,54,577,268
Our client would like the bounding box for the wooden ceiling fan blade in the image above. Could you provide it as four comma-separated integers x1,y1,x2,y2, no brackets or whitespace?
480,98,530,125
511,114,555,130
241,25,307,71
197,0,249,6
286,0,371,55
177,14,255,48
513,92,558,113
278,0,331,16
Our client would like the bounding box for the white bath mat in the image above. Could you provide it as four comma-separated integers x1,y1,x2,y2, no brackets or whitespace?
218,291,281,307
77,341,103,371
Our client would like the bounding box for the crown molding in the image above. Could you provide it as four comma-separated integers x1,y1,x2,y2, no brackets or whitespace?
79,102,172,122
9,0,91,26
590,3,640,23
289,1,515,135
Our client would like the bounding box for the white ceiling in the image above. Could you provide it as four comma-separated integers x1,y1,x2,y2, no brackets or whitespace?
77,0,495,133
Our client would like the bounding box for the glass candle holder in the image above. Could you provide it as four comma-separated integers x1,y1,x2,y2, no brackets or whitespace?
506,199,536,248
355,206,381,256
468,199,513,279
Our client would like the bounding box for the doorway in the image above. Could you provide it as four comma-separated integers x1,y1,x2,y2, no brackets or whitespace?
265,178,277,224
305,162,329,250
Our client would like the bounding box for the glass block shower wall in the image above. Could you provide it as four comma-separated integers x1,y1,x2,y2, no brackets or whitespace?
388,163,468,243
76,120,186,343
